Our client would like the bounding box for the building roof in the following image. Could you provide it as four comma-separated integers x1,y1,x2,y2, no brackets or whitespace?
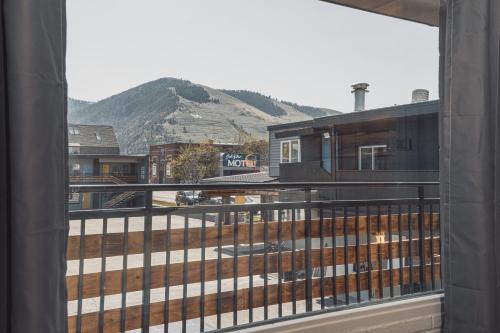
68,154,147,161
68,124,119,148
268,100,439,133
313,100,439,128
267,119,314,132
320,0,439,27
150,141,240,148
200,172,277,184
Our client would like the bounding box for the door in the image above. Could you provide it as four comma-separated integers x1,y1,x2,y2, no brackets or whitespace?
82,193,92,209
102,163,110,175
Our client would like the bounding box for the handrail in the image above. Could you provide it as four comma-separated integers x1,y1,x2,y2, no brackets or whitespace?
66,181,441,333
70,181,440,193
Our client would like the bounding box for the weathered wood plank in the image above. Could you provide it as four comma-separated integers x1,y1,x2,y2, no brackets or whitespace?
67,213,440,260
67,264,441,333
67,238,440,301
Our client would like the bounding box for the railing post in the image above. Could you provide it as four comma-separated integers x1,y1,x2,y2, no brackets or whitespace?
141,190,153,332
417,185,426,291
304,187,313,312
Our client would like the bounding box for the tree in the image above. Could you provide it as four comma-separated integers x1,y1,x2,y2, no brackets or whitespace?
240,138,269,167
171,143,219,183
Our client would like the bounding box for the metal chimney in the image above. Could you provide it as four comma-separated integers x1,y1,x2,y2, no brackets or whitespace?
412,89,429,103
351,83,369,111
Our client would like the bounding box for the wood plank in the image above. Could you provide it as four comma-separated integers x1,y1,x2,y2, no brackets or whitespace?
67,213,440,260
67,238,440,301
67,264,441,333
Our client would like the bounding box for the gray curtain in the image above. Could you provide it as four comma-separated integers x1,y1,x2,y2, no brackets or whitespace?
0,0,68,332
440,0,500,332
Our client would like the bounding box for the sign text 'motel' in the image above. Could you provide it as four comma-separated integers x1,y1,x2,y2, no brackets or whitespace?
222,153,260,169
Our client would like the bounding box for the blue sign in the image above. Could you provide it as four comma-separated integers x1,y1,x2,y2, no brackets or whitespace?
222,153,260,169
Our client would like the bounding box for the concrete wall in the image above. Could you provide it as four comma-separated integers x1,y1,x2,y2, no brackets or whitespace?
238,294,443,333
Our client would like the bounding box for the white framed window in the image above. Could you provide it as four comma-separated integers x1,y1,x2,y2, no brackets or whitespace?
68,145,80,154
358,145,387,170
166,162,171,177
152,163,157,176
69,192,80,202
280,139,301,163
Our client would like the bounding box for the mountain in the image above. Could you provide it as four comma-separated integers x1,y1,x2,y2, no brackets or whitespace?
68,98,94,114
68,78,341,154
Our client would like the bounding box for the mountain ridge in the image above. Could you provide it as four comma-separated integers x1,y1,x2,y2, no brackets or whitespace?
68,77,341,153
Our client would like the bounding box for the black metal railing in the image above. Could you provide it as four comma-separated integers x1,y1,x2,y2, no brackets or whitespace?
66,182,441,333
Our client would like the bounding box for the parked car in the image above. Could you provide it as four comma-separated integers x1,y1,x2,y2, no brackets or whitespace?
175,191,201,206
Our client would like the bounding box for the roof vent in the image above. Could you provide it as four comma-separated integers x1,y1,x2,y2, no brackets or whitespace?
351,83,369,111
412,89,429,103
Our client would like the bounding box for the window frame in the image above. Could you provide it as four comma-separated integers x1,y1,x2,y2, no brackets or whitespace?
280,139,301,164
321,132,332,173
358,144,387,171
152,163,157,177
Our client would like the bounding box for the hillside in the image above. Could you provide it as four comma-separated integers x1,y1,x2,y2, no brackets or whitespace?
68,78,341,153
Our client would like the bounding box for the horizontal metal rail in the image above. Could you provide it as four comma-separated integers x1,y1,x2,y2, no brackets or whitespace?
67,182,441,333
69,181,440,193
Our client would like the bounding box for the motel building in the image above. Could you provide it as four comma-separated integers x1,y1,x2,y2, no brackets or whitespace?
68,124,149,209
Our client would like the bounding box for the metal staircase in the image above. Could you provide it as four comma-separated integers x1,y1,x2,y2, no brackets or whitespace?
70,174,138,208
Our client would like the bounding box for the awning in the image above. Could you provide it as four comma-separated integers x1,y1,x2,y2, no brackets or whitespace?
320,0,439,26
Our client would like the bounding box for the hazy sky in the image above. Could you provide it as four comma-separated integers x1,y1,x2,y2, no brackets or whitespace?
67,0,439,112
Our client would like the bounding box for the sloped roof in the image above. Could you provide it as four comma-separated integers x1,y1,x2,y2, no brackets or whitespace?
321,0,439,27
269,100,439,133
68,124,119,148
201,172,277,184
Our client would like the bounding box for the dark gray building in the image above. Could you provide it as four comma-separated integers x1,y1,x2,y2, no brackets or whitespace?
268,99,439,200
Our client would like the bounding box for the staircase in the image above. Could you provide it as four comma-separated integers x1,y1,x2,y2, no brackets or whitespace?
70,174,138,208
103,191,137,208
102,176,137,208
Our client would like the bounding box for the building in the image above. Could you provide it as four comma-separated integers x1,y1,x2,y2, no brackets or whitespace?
149,141,260,183
68,124,148,209
268,87,439,200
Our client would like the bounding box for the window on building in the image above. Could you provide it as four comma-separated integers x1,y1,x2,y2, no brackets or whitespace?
68,145,80,154
95,133,102,142
72,163,80,171
69,192,80,203
281,139,300,163
152,163,157,176
166,162,171,176
358,145,388,170
321,132,332,173
121,164,130,174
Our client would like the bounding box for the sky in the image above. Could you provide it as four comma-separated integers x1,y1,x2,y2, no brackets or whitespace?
66,0,439,112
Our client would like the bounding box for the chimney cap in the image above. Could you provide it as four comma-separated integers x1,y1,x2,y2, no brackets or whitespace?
412,89,430,103
351,82,370,93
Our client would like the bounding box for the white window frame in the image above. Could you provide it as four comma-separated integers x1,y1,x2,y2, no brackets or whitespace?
358,145,387,170
280,139,301,164
152,163,157,176
69,192,80,203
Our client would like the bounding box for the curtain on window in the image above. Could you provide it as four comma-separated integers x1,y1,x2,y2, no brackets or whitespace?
440,0,500,332
0,0,68,332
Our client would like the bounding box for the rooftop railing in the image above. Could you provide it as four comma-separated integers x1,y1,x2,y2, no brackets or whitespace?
67,182,441,333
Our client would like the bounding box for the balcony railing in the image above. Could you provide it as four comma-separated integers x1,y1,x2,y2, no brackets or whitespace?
67,182,441,333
